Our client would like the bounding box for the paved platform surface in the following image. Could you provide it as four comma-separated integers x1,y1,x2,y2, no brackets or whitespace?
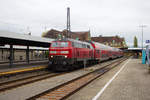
0,62,48,76
99,58,150,100
0,60,48,69
67,58,150,100
0,60,48,74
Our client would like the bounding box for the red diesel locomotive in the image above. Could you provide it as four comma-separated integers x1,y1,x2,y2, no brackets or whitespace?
49,39,94,71
49,38,123,71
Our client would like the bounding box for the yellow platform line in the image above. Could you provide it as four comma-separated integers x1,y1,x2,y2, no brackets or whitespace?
0,66,47,76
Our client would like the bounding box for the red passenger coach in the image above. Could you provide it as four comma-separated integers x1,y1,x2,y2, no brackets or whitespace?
49,39,94,71
90,41,123,62
90,42,112,62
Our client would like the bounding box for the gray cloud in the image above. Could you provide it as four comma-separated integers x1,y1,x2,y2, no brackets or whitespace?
0,0,150,47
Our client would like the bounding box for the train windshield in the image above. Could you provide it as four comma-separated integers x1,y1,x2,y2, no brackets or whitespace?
51,42,68,47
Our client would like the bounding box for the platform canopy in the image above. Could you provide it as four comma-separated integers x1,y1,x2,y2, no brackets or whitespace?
0,31,54,47
128,47,146,51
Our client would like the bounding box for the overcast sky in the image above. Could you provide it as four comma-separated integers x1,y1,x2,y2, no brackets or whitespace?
0,0,150,47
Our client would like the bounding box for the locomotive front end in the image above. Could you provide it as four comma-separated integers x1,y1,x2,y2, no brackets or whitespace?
49,41,73,71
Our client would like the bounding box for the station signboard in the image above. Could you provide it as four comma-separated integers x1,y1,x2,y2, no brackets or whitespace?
146,40,150,44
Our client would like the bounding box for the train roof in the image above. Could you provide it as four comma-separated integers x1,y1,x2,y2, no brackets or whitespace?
53,38,91,45
91,41,121,51
52,38,121,51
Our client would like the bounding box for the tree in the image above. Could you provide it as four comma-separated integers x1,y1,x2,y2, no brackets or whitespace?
134,36,138,47
41,31,46,37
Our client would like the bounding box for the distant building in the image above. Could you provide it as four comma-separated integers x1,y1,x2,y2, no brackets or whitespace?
42,29,91,41
91,35,127,48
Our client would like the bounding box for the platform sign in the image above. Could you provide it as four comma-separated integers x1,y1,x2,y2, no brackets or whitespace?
146,40,150,44
146,45,150,66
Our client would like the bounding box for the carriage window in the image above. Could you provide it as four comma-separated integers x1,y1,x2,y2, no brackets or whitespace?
87,45,90,49
82,44,84,48
79,43,82,48
83,44,86,48
72,42,74,47
72,42,90,48
72,42,78,48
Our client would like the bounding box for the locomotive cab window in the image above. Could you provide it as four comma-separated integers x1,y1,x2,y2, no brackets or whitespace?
51,42,68,47
61,42,68,47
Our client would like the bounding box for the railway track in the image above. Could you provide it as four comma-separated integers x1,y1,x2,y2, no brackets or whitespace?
0,72,64,92
27,57,127,100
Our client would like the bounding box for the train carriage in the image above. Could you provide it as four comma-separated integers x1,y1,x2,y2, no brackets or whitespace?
90,41,113,62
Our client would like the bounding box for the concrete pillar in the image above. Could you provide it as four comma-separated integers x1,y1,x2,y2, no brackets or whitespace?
13,49,15,61
42,50,45,59
26,46,29,64
9,44,13,67
2,49,3,61
44,51,46,59
31,50,33,60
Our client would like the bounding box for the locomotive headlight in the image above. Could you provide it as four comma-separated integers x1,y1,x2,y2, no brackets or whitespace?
51,56,53,58
64,56,67,58
61,51,69,54
50,51,57,54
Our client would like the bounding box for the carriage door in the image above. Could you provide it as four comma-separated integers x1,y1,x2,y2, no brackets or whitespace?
72,42,76,58
100,49,102,60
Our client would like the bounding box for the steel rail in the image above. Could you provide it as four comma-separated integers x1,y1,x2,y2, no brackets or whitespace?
0,72,65,92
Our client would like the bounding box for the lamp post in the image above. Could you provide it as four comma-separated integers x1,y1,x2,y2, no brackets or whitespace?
139,25,147,50
139,25,147,64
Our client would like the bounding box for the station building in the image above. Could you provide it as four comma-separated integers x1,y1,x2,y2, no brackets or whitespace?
91,35,127,49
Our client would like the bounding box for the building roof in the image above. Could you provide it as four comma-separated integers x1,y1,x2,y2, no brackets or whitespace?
43,29,90,41
91,35,127,48
91,36,124,43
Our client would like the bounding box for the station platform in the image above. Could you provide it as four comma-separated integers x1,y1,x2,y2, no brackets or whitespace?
0,61,48,77
0,60,48,69
67,58,150,100
94,58,150,100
